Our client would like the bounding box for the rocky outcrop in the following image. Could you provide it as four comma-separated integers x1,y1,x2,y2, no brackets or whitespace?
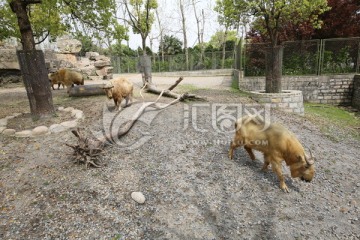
77,52,113,80
56,35,82,54
0,43,22,85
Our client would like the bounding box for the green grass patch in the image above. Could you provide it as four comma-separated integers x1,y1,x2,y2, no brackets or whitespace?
305,103,359,128
304,103,360,140
230,76,251,97
176,84,202,92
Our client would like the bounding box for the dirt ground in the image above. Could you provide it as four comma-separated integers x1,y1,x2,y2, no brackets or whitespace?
0,76,359,240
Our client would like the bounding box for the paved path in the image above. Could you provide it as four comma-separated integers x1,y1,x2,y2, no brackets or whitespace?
112,73,232,88
0,73,232,93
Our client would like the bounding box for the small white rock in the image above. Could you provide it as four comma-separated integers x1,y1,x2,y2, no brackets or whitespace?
5,115,15,120
58,106,65,111
2,129,16,136
75,111,84,119
71,109,83,117
63,107,75,112
15,130,32,137
49,124,66,133
12,113,22,117
61,120,78,128
32,126,49,136
0,118,8,127
131,192,146,204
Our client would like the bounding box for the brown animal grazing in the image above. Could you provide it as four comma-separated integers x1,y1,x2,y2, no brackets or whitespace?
102,77,134,111
228,115,315,192
48,69,84,92
48,73,65,90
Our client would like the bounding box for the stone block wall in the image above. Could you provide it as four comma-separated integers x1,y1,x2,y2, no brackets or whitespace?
238,73,354,105
352,75,360,110
250,90,304,116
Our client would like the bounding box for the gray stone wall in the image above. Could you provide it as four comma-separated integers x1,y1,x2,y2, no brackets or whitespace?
238,74,354,105
352,75,360,110
250,90,304,116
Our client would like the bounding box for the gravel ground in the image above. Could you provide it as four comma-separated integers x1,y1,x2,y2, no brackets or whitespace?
0,79,359,240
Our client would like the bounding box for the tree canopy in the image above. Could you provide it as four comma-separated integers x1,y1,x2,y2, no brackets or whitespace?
208,30,238,50
0,0,127,45
123,0,158,55
235,0,330,46
247,0,360,42
158,35,183,56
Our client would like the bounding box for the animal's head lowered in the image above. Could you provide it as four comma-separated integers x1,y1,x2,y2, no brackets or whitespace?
102,82,114,99
290,148,315,182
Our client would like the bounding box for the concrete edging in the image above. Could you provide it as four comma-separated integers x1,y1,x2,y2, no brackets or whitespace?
249,90,304,116
0,106,84,137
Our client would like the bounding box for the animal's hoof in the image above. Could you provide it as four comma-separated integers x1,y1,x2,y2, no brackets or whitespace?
280,184,290,193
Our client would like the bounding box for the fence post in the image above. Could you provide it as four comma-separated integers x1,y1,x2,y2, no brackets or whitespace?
356,41,360,74
317,39,324,75
235,39,243,70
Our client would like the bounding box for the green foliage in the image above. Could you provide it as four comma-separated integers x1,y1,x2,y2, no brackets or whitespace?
235,0,330,45
112,43,138,57
322,47,354,74
208,30,238,50
74,33,96,56
305,103,360,140
159,35,183,55
0,0,127,46
0,2,18,41
214,0,246,29
128,0,157,34
126,0,158,53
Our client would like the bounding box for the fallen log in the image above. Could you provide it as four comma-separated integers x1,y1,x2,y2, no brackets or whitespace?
66,77,205,167
68,84,106,97
66,129,105,168
145,76,205,101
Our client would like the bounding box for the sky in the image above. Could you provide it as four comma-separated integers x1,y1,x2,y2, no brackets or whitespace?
123,0,220,51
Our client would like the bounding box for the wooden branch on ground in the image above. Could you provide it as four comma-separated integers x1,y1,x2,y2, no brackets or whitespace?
168,76,184,91
66,77,205,167
66,129,105,168
145,76,206,101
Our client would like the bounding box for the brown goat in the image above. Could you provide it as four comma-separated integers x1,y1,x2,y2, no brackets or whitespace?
228,115,315,192
48,73,65,90
102,77,134,111
48,69,84,93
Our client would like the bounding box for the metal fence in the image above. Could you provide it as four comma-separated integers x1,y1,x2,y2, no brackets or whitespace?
243,37,360,76
111,37,360,76
111,50,235,74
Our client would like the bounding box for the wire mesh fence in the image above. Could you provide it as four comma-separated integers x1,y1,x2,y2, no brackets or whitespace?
111,50,236,74
243,37,360,76
111,38,360,76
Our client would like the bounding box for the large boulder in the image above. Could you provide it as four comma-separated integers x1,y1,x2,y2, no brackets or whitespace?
0,49,20,70
56,35,82,54
0,49,22,85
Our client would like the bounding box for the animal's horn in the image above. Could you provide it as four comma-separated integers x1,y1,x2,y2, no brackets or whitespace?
305,148,315,165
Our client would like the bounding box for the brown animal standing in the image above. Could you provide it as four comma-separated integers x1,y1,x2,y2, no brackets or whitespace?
48,73,65,90
48,69,84,93
228,115,315,192
102,77,134,111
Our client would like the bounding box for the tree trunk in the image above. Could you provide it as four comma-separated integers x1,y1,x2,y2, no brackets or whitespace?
141,35,147,56
192,0,204,63
10,0,55,118
179,0,189,70
221,28,228,69
265,46,283,93
138,55,152,85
